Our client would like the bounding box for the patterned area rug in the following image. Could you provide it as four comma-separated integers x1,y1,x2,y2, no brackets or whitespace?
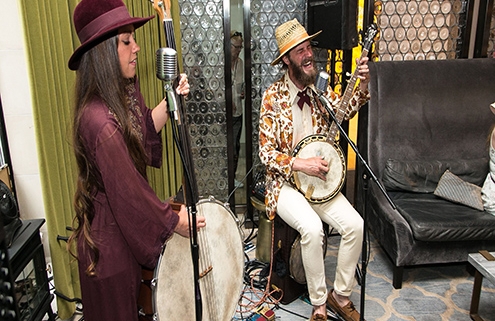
242,234,495,321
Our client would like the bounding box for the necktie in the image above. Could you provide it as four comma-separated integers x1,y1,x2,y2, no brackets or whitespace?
297,90,310,110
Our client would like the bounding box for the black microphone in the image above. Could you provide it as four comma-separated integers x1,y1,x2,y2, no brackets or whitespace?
156,47,178,114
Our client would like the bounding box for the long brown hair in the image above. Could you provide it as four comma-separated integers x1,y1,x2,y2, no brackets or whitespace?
68,35,148,276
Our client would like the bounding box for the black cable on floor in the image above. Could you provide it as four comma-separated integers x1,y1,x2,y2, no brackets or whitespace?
272,304,307,319
243,259,269,290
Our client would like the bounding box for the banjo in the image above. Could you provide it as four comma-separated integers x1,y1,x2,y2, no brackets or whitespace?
291,24,377,203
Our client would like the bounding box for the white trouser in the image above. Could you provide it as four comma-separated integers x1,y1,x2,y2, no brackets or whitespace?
276,183,363,306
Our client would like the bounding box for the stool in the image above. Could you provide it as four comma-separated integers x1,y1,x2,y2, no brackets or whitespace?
250,196,308,304
270,214,308,304
250,196,330,304
251,196,272,263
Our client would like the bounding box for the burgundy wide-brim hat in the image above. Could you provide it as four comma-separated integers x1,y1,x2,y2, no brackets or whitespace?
68,0,154,70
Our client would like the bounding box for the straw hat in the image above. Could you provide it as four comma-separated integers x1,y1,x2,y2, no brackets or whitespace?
271,19,322,66
68,0,154,70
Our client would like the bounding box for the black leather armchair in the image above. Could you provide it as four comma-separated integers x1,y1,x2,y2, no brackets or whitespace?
355,58,495,289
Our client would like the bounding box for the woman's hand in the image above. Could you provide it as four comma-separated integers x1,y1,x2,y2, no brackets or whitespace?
293,156,328,181
174,204,206,238
176,73,190,96
152,74,190,132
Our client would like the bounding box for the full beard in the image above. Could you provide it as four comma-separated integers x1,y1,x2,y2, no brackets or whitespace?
289,57,317,88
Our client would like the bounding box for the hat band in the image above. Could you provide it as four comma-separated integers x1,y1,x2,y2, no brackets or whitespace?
78,6,130,43
279,32,310,56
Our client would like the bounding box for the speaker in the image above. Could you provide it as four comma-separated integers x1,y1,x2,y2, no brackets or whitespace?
307,0,358,50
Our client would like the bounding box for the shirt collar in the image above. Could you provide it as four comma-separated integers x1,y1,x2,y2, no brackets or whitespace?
284,71,317,106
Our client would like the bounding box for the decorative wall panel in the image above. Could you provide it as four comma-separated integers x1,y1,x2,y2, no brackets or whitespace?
178,0,228,200
374,0,467,60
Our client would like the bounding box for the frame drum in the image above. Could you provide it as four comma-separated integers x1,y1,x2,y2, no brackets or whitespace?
152,196,244,320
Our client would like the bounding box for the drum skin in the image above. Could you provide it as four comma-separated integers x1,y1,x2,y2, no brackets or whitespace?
153,197,244,320
292,135,346,203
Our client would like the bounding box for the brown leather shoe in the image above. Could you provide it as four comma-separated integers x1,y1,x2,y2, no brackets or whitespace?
309,313,327,321
326,290,362,321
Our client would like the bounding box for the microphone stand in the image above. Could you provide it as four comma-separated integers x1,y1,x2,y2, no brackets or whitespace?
167,83,203,321
316,93,396,321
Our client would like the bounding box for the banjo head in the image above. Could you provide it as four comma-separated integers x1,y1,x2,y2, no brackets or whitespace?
292,135,346,203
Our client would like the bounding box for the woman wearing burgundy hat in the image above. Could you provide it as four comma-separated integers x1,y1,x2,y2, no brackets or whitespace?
66,0,205,319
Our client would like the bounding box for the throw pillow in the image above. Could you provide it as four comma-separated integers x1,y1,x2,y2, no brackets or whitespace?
382,158,488,193
433,169,484,211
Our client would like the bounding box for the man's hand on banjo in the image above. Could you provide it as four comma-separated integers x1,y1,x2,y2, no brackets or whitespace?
293,156,328,181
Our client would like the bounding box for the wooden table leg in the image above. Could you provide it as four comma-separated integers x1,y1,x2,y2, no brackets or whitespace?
470,270,484,321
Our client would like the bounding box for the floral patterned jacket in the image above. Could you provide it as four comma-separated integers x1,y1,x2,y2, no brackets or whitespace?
258,71,370,219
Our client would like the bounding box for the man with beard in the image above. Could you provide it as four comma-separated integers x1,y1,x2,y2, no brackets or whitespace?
258,19,370,321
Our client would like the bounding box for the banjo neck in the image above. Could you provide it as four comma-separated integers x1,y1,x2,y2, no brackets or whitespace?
326,47,370,144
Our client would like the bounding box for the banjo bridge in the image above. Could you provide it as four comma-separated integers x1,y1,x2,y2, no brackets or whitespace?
200,265,213,278
304,184,315,200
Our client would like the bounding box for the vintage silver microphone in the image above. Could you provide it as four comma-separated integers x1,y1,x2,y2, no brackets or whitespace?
315,70,330,95
314,70,334,115
156,47,178,116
